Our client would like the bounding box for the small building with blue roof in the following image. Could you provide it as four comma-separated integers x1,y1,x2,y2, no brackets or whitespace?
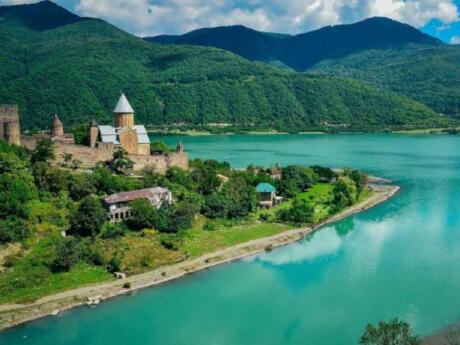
256,182,282,208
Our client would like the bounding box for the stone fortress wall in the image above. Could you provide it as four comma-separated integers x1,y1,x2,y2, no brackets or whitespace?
21,136,189,173
0,105,21,146
6,95,189,174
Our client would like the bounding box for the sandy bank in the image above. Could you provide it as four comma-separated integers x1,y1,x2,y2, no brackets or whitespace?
0,184,399,331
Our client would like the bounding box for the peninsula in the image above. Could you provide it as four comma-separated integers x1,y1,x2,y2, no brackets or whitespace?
0,123,399,328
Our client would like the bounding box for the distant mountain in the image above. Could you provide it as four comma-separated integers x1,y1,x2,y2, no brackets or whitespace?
0,1,447,132
150,25,289,68
147,17,442,71
0,0,86,31
148,18,460,118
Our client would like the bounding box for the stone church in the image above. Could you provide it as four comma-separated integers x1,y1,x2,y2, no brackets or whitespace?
89,94,150,155
18,93,189,173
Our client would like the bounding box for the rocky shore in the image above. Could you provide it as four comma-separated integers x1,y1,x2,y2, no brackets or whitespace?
0,184,399,331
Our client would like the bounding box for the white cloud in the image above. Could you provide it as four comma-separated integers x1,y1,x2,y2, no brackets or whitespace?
451,35,460,44
2,0,459,36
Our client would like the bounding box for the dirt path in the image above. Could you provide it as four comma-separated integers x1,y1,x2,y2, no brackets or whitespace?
0,184,399,330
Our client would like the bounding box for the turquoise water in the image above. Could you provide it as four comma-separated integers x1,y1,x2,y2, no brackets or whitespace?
2,134,460,345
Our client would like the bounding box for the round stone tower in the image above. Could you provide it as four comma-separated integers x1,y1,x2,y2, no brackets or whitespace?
4,121,20,146
52,114,64,137
89,119,99,148
113,93,134,128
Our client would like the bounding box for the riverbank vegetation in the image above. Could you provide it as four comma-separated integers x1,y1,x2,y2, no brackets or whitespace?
0,139,370,303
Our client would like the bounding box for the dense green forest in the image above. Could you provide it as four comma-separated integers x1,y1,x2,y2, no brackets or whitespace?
310,45,460,117
149,17,460,119
0,1,447,132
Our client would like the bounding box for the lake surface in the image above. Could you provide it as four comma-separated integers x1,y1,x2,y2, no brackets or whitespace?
2,134,460,345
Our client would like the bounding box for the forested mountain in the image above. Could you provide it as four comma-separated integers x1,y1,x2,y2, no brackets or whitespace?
0,0,86,31
0,1,447,131
148,17,459,118
147,17,442,71
310,45,460,117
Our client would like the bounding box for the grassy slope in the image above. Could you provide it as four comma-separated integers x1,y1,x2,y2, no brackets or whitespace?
0,17,446,131
310,45,460,117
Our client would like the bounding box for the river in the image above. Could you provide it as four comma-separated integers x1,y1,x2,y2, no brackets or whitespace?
1,134,460,345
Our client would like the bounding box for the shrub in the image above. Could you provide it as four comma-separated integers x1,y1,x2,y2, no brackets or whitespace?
108,256,122,273
49,237,83,273
100,223,126,239
69,196,106,237
0,217,30,244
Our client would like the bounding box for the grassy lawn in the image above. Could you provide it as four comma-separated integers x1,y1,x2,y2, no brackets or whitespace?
0,263,112,304
179,220,293,257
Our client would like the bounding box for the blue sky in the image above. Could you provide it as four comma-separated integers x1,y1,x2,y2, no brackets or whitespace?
2,0,459,43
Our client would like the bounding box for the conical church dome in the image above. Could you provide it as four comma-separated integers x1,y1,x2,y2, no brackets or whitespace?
113,93,134,114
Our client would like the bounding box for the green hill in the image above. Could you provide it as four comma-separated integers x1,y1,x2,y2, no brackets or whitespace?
0,1,447,132
309,45,460,117
148,18,460,118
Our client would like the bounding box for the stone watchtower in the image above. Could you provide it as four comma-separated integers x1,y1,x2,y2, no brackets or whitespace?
89,119,99,148
52,114,64,137
0,105,21,146
113,93,134,128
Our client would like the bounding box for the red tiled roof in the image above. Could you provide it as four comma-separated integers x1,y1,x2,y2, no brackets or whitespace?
104,187,170,204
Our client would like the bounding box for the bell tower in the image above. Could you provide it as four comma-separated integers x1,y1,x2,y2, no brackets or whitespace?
113,93,134,128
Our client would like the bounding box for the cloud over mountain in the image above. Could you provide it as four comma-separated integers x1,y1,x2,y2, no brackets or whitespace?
74,0,459,36
0,0,459,37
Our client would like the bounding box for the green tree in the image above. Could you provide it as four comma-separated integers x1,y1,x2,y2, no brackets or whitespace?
150,140,172,155
49,237,83,273
70,196,106,237
188,166,221,195
203,193,230,218
31,139,55,164
222,176,258,218
345,168,367,193
72,123,90,145
333,176,358,210
360,318,421,345
68,174,96,200
277,198,314,224
0,153,37,218
279,165,318,197
127,199,158,230
169,201,196,232
110,147,134,175
0,217,30,244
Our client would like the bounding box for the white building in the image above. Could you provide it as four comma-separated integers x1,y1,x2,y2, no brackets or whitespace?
104,187,172,223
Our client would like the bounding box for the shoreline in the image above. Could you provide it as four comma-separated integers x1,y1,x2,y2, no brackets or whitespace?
0,184,400,331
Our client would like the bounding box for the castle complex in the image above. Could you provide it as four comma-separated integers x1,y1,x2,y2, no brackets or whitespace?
4,94,188,173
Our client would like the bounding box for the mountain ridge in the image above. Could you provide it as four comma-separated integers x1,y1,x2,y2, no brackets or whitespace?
147,17,443,71
0,1,450,131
